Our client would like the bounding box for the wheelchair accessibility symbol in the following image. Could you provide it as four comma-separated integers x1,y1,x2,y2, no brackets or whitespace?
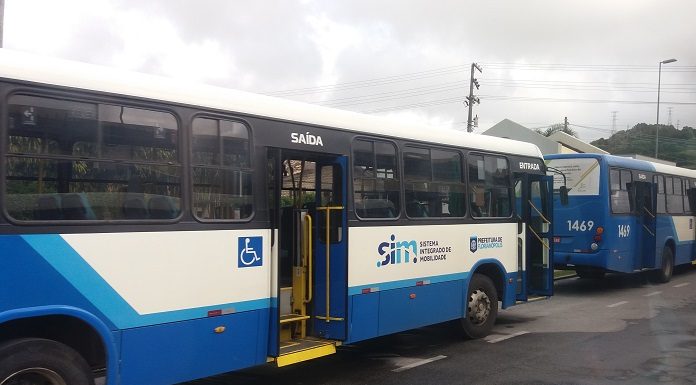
238,236,263,268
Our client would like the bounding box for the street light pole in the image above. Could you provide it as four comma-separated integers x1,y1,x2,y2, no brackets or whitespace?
656,58,677,159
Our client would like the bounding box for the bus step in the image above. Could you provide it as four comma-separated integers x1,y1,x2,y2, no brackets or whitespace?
279,313,311,324
516,295,548,304
275,338,337,367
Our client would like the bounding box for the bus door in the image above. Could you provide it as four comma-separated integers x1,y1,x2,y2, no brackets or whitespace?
268,150,347,366
634,181,656,269
515,174,554,300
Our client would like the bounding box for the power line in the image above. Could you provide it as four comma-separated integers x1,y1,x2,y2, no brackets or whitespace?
483,78,696,87
360,94,696,115
479,95,696,106
310,79,695,110
481,62,696,69
266,65,470,96
266,62,696,96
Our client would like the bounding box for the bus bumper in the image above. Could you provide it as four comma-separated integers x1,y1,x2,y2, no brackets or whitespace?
554,249,610,270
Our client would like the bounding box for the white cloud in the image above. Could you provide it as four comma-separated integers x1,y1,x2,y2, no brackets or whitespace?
4,0,695,136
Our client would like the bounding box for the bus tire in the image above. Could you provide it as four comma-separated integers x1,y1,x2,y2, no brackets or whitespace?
653,247,674,283
0,338,93,385
461,274,498,339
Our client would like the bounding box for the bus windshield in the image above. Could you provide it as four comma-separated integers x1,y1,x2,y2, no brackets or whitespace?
546,157,601,196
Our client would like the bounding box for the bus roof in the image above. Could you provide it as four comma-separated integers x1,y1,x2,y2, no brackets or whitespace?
546,153,696,179
0,49,542,159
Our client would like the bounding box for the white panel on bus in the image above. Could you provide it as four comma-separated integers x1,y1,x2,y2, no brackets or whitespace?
62,230,272,315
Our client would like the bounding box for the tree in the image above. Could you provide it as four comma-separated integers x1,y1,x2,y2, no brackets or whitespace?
591,124,696,169
534,123,578,138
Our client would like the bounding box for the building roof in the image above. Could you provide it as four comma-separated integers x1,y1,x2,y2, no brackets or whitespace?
547,131,608,154
482,119,560,155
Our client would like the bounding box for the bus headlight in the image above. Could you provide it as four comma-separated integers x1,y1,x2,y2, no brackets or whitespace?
590,242,599,251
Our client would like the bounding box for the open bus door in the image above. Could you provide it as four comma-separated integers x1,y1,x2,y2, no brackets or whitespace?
267,150,347,367
635,180,656,269
515,174,554,300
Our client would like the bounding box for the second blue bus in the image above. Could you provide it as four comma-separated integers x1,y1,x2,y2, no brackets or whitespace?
546,153,696,282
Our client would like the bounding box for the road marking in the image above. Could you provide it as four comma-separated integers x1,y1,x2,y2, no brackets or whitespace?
673,282,690,288
487,331,529,343
391,355,447,372
644,291,662,297
607,301,628,308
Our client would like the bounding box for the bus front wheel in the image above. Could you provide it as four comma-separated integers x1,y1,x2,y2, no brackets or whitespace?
461,274,498,339
0,338,93,385
652,247,674,283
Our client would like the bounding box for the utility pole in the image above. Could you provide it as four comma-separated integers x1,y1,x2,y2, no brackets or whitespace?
466,63,482,133
611,111,618,135
564,116,568,132
667,107,673,126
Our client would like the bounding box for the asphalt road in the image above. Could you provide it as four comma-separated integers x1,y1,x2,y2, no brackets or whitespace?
183,266,696,385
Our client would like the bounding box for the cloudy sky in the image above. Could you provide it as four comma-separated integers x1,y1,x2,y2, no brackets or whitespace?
5,0,696,141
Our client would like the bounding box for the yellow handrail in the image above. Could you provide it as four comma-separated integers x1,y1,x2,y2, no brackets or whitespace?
528,200,551,224
527,225,550,250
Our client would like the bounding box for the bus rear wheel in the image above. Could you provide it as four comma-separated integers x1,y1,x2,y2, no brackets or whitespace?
461,274,498,339
652,247,674,283
0,338,93,385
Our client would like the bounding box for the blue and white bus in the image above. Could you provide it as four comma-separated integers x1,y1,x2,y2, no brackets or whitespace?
0,50,554,385
546,153,696,281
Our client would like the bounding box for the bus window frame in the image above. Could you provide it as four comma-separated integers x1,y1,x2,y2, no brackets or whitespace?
467,152,513,220
189,113,255,224
609,167,633,215
667,175,685,215
402,143,466,220
351,135,401,221
2,89,185,226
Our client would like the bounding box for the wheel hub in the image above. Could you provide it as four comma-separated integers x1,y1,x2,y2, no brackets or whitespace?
468,288,491,325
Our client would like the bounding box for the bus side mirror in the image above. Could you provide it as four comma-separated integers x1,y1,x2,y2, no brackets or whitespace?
560,186,569,206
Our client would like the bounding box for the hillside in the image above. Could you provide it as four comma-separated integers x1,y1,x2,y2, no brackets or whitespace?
591,123,696,169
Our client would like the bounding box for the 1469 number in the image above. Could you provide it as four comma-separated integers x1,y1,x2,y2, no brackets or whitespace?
567,220,594,232
618,224,631,238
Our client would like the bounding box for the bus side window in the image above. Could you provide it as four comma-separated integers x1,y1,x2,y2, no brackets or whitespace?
352,138,400,219
191,118,252,221
687,179,695,214
468,154,511,218
655,175,666,214
5,95,182,222
665,176,684,214
610,168,631,214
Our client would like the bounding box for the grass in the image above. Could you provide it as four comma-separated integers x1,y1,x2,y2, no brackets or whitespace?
554,270,577,279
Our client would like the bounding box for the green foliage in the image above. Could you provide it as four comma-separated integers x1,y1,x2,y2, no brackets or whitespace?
590,124,696,168
280,192,316,208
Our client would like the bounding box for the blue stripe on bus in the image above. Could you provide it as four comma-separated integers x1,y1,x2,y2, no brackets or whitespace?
20,234,270,329
347,272,469,296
